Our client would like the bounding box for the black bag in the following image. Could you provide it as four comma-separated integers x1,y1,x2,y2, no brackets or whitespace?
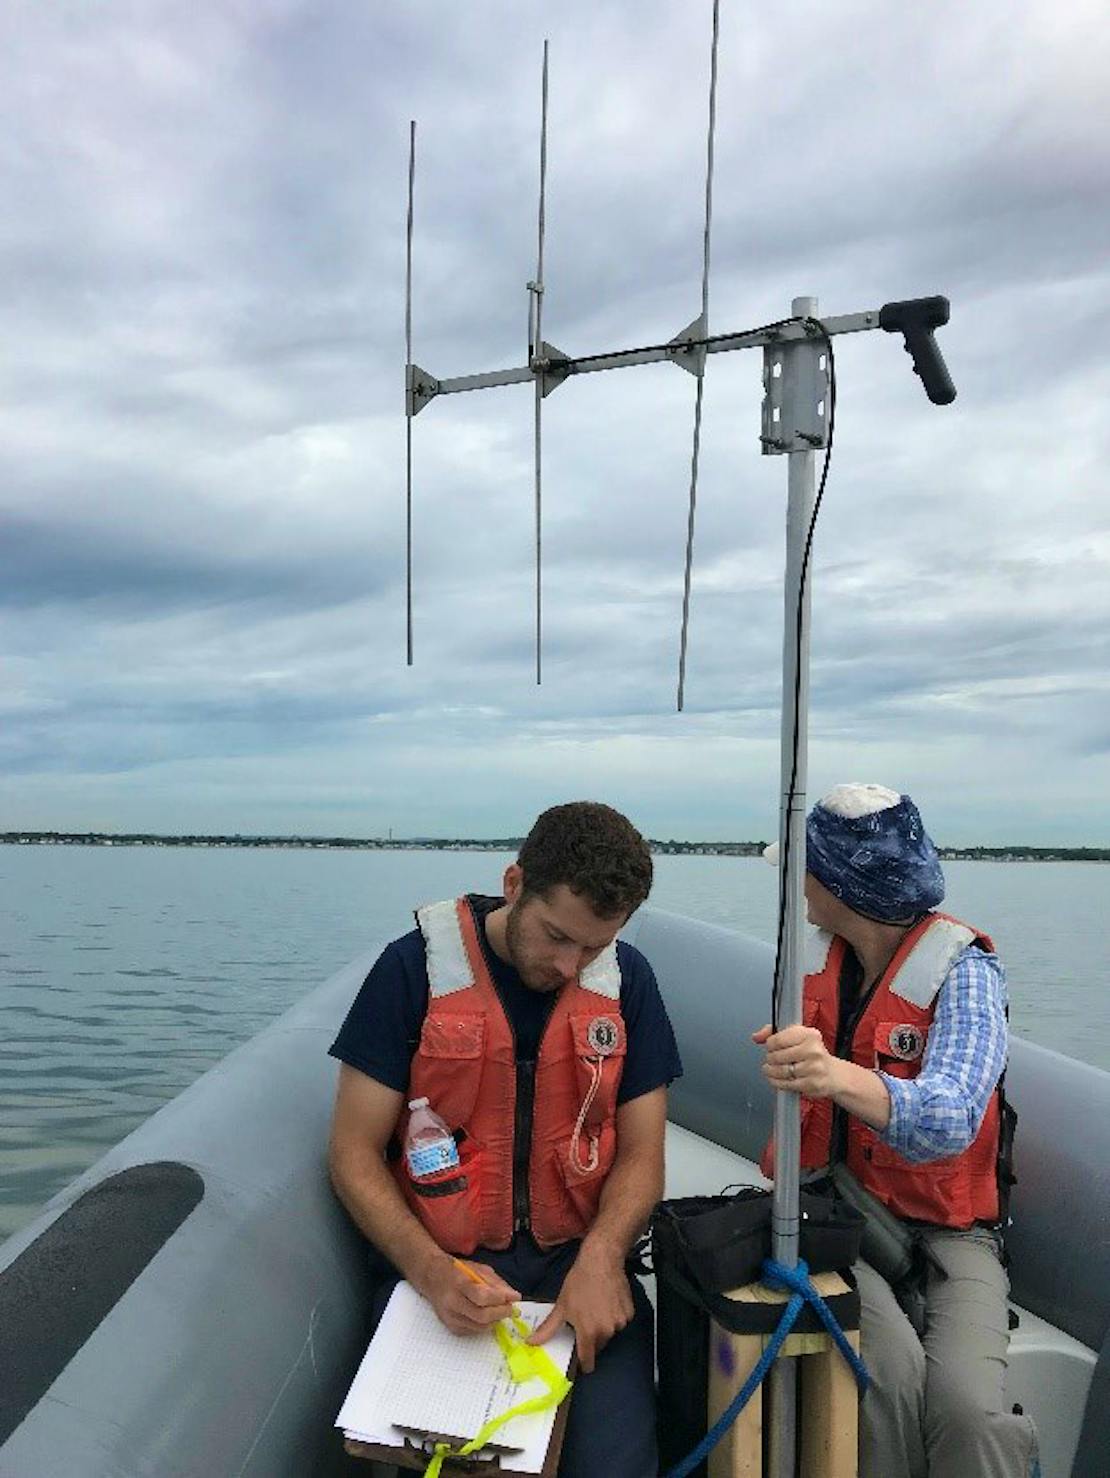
652,1185,864,1478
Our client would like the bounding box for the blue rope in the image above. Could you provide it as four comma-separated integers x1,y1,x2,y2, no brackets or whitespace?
762,1257,870,1392
663,1258,870,1478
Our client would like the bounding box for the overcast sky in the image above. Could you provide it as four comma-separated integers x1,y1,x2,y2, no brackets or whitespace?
1,0,1108,845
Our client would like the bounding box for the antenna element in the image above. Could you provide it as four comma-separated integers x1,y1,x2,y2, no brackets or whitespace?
530,41,550,684
676,0,721,711
404,120,416,664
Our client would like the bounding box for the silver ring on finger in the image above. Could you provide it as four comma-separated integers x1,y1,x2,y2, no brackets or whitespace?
787,1062,797,1079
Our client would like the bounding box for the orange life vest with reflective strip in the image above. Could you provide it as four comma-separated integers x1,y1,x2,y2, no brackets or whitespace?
391,896,627,1253
764,911,1004,1228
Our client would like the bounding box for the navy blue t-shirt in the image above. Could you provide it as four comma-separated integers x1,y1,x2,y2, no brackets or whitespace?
329,895,683,1104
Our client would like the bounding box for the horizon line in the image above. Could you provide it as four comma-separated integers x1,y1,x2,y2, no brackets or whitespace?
1,829,1107,859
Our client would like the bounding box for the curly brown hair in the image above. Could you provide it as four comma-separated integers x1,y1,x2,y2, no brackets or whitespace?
517,801,653,920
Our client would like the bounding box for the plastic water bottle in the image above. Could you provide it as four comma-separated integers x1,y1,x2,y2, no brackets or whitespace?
404,1097,460,1179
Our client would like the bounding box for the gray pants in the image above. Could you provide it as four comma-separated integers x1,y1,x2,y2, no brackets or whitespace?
856,1227,1040,1478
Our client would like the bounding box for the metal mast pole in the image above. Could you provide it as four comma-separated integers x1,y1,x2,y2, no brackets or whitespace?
767,292,819,1478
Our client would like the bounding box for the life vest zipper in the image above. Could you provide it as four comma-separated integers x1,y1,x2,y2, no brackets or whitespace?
512,979,566,1233
513,1059,536,1232
476,901,560,1236
831,951,882,1165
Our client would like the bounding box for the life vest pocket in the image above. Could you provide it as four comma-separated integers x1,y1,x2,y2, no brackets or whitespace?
405,1137,484,1256
559,1121,617,1183
567,1012,626,1131
862,1139,972,1225
409,1013,487,1131
552,1119,616,1234
872,1018,928,1080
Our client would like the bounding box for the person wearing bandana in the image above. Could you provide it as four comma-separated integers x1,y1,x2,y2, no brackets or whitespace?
758,783,1040,1478
328,801,681,1478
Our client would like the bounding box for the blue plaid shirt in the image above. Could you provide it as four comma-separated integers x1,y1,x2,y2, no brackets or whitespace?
879,947,1008,1163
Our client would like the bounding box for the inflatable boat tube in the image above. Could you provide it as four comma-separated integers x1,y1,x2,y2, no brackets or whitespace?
0,908,1106,1478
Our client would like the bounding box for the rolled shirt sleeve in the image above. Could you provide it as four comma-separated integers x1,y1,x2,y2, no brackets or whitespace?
879,947,1009,1163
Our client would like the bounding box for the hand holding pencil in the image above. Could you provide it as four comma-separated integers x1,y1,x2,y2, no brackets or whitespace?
422,1253,522,1336
453,1258,525,1324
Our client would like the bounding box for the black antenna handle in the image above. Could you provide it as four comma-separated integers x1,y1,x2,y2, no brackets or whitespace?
879,295,956,405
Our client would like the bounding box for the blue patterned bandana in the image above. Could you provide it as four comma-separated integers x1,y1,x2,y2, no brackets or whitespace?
806,787,945,923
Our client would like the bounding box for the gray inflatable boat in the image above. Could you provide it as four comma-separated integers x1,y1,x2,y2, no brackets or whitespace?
1,908,1107,1477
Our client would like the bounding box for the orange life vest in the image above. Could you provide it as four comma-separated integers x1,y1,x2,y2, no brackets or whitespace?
764,911,1005,1228
391,896,627,1254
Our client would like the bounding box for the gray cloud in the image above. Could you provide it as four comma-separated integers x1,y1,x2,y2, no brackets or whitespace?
1,0,1108,842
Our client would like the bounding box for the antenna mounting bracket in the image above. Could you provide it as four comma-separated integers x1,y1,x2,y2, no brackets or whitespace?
534,342,572,398
760,332,829,455
667,315,708,378
406,363,440,418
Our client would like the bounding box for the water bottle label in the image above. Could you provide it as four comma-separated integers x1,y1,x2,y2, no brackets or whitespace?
407,1136,460,1179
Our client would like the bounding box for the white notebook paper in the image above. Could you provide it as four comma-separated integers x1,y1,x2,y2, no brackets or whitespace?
336,1280,575,1473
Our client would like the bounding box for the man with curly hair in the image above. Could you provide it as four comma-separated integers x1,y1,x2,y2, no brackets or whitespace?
328,801,681,1478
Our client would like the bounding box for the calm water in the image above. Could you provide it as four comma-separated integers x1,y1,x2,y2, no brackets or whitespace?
1,844,1107,1242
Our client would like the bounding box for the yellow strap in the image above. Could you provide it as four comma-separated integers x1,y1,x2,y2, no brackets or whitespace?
423,1318,572,1478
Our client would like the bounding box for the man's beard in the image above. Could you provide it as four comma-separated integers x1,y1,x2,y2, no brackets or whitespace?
504,904,562,992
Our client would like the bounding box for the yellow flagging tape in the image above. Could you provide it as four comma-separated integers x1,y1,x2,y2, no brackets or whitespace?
424,1315,573,1478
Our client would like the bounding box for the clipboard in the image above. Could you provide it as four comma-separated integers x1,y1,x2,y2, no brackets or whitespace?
337,1282,577,1477
344,1370,576,1477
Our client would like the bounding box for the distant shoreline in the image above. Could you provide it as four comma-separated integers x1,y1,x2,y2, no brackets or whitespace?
1,832,1106,862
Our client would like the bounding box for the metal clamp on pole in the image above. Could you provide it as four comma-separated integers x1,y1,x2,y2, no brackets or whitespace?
761,321,830,455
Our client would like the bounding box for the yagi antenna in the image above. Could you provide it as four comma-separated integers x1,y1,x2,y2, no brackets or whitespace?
404,8,956,1473
403,11,956,692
